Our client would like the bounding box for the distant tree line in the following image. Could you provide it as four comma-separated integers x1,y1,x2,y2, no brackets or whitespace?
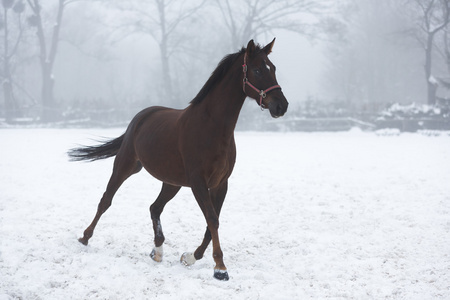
0,0,334,123
1,0,450,126
323,0,450,110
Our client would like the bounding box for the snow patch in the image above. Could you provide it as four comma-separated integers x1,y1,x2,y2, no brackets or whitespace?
1,129,449,299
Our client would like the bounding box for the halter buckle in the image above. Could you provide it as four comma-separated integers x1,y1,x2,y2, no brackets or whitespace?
259,90,266,98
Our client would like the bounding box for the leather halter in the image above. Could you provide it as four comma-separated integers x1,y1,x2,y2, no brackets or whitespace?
242,52,281,109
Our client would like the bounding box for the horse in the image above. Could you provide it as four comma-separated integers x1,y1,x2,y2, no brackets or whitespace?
68,39,288,281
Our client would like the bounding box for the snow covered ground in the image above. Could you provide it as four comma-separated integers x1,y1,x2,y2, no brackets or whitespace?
1,128,449,299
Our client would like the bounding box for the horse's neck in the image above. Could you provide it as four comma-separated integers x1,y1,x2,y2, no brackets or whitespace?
202,68,246,133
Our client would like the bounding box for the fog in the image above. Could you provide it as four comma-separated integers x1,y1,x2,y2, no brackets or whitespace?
54,31,322,106
52,2,325,109
1,0,450,129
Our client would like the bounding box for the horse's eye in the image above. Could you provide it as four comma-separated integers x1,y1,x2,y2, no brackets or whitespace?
254,69,261,76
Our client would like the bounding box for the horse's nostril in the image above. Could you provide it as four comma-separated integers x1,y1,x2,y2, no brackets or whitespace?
268,100,287,118
276,104,286,116
277,104,283,115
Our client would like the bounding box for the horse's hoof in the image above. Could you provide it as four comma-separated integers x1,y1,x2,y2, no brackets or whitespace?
180,252,196,266
214,269,229,281
78,237,88,246
150,246,163,262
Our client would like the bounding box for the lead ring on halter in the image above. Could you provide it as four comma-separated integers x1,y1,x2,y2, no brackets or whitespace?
242,52,281,110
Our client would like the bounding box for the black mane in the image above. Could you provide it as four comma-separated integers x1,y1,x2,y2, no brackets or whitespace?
190,48,246,105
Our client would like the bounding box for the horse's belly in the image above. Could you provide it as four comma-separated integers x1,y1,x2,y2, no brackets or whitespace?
145,165,188,187
137,138,186,185
134,120,187,186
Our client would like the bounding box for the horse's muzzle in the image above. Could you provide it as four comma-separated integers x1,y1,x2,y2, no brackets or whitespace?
268,95,288,118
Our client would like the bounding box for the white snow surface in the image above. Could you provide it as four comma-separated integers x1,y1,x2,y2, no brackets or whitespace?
1,128,449,299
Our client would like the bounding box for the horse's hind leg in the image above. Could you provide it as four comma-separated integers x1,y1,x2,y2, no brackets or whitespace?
79,155,142,245
149,182,181,262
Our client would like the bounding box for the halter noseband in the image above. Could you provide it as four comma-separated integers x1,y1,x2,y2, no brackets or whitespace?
242,52,281,109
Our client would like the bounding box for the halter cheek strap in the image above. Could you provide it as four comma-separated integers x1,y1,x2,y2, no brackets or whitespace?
242,52,281,109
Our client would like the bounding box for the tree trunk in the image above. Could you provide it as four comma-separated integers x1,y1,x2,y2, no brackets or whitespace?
425,32,437,105
41,62,56,122
3,6,16,123
29,0,65,122
156,0,173,103
421,0,450,105
3,80,15,123
160,37,173,103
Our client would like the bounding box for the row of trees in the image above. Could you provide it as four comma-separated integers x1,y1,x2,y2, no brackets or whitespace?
1,0,332,123
2,0,450,124
324,0,450,111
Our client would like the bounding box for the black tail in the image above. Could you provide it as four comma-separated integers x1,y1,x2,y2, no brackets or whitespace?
68,134,124,162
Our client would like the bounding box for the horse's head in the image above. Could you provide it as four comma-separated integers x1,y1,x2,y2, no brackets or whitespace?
242,39,289,118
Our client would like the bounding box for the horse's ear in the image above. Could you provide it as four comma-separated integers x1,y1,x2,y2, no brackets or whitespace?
246,39,256,57
263,38,276,55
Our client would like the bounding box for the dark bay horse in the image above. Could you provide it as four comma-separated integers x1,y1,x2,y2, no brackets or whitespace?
68,39,288,281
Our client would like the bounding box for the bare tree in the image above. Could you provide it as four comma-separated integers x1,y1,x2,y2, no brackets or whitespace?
26,0,79,122
215,0,330,50
1,0,25,122
322,0,434,110
443,27,450,74
111,0,206,105
412,0,450,105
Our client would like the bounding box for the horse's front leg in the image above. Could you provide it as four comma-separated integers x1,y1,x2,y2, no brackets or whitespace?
182,181,228,264
150,183,181,262
183,180,229,281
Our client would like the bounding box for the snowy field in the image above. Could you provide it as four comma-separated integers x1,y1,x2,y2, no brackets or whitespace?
1,128,449,299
